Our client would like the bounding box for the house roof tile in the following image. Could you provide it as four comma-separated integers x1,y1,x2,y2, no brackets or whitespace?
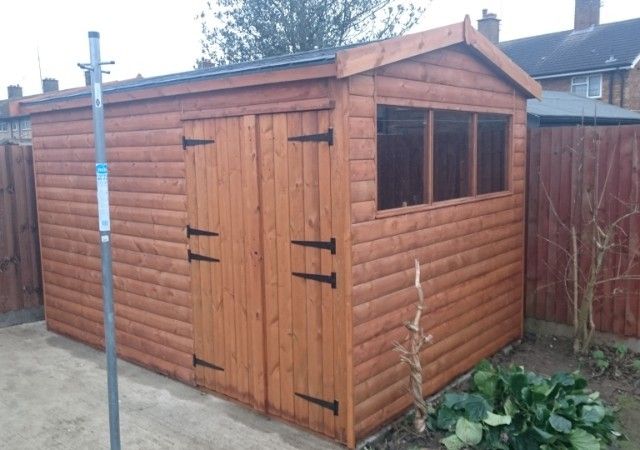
500,17,640,77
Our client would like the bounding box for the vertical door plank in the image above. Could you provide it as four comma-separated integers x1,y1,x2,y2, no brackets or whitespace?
273,113,295,420
204,118,225,389
194,119,216,390
259,114,281,413
287,112,310,425
241,114,267,411
227,116,250,404
216,117,239,398
185,120,205,387
317,109,336,436
302,110,324,433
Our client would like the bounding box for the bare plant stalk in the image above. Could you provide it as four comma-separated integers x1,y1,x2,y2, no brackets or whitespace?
571,225,579,353
394,259,432,433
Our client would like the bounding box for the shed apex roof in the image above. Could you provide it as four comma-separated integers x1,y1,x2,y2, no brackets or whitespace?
22,17,540,110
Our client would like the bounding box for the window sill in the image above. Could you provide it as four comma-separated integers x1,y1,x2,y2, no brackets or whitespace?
374,190,513,219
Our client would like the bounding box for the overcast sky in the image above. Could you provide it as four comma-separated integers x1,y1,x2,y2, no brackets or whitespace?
2,0,640,100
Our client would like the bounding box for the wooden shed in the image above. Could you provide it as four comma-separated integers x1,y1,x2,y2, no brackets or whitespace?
21,18,540,447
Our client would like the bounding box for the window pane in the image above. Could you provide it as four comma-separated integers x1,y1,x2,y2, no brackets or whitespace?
588,75,601,97
376,105,426,210
477,114,508,194
572,76,587,84
433,111,471,201
571,84,588,97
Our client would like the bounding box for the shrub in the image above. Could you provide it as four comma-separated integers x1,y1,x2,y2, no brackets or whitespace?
429,361,622,450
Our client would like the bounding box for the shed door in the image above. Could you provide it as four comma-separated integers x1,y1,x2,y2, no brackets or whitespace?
257,111,338,436
185,115,266,410
185,109,337,436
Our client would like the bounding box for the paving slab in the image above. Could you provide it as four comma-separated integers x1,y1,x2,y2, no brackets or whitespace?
0,322,341,449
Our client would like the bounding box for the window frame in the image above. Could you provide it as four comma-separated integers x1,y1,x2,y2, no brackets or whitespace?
374,104,512,217
571,74,602,99
21,119,31,130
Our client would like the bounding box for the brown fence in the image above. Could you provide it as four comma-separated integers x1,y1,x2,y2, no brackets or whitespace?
526,125,640,339
0,144,42,325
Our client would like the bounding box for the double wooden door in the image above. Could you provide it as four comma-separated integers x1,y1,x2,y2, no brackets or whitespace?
185,110,338,437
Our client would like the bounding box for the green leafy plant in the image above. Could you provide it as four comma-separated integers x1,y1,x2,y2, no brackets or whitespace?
614,343,629,359
591,350,610,375
429,361,623,449
631,359,640,373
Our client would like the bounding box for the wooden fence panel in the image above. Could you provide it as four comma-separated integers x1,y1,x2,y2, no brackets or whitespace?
526,125,640,338
0,144,42,323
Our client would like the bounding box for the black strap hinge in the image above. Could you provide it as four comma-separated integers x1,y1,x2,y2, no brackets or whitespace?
288,128,333,146
292,271,336,289
187,225,219,238
182,136,215,149
193,355,224,371
295,393,339,416
188,250,220,263
291,238,336,255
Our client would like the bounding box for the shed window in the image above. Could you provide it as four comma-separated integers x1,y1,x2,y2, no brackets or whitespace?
433,111,472,201
376,105,427,210
376,105,511,212
477,114,508,194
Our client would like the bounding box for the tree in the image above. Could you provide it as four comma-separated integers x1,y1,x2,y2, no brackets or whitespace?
197,0,425,66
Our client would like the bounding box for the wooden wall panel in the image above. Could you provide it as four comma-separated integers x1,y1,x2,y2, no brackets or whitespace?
31,79,332,386
32,103,195,383
347,46,527,440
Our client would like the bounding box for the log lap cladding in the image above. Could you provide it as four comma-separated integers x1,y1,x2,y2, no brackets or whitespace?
19,16,540,448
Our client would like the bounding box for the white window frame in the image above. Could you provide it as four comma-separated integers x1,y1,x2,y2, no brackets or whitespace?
21,119,31,130
0,121,8,132
11,121,19,132
571,74,602,98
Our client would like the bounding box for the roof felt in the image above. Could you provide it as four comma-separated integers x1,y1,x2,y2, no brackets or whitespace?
500,17,640,77
527,90,640,126
23,43,363,105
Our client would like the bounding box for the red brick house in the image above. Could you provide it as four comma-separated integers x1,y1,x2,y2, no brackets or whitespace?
479,0,640,112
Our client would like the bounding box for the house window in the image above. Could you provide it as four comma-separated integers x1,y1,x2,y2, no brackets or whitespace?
11,121,19,132
0,122,8,132
571,74,602,98
376,105,511,211
21,119,30,130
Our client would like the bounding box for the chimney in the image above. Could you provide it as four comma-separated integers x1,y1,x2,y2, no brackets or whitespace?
477,9,500,44
7,85,23,99
574,0,600,30
42,78,59,93
84,70,92,87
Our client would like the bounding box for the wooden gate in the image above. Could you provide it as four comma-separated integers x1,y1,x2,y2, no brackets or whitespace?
185,109,338,436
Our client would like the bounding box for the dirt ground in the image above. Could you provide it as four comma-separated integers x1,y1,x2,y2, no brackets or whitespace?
366,333,640,449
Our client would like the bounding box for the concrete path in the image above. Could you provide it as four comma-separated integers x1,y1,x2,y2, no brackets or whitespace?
0,322,341,449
